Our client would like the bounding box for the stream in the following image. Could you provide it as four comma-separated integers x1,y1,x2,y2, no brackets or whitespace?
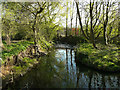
5,44,120,89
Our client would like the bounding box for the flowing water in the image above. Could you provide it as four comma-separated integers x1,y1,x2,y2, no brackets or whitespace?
5,44,120,89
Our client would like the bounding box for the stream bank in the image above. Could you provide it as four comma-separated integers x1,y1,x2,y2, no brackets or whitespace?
3,44,120,89
2,43,46,88
76,43,120,72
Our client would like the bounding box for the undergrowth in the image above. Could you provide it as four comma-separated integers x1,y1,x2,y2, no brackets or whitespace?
76,43,120,72
2,41,34,60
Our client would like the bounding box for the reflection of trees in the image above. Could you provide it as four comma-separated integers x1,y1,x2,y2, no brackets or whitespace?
70,49,75,86
66,48,68,72
58,49,120,88
117,76,120,87
108,76,114,87
76,69,81,88
10,51,67,88
76,67,80,88
65,48,69,87
88,72,93,89
70,49,74,76
101,75,106,88
14,48,120,88
94,73,99,88
70,49,73,66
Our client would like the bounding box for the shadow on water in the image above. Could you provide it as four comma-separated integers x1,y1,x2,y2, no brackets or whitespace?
4,44,120,89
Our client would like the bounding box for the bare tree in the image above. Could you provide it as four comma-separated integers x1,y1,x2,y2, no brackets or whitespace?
103,1,109,45
76,1,101,48
75,2,89,40
75,13,77,36
66,1,68,37
70,1,74,36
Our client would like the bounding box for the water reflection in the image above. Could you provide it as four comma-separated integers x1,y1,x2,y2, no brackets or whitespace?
66,48,68,73
70,49,73,66
5,47,120,89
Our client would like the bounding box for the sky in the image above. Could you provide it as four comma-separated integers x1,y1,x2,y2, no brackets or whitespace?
0,0,120,28
54,1,79,28
54,0,120,28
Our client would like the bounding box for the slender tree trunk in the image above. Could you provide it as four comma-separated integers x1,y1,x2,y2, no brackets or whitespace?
32,14,37,55
66,17,68,37
75,2,89,40
6,33,11,45
71,18,73,36
103,1,109,45
71,2,74,36
90,1,97,49
105,1,109,45
75,13,77,36
103,2,105,44
6,29,11,45
66,1,68,37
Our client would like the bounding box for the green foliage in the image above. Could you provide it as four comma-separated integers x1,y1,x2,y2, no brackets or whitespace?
77,43,120,72
38,36,53,51
13,28,29,40
54,36,87,46
2,41,33,60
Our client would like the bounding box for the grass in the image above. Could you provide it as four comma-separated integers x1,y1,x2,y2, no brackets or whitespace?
76,43,120,72
1,40,39,81
2,40,34,61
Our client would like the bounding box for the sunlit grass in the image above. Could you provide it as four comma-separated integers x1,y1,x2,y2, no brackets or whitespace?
2,40,34,60
77,43,120,72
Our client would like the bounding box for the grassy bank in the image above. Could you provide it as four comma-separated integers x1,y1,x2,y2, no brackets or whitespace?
2,56,40,88
76,43,120,72
1,41,33,76
2,40,34,61
1,40,46,87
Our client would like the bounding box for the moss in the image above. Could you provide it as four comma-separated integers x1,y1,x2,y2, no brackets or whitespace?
76,43,120,72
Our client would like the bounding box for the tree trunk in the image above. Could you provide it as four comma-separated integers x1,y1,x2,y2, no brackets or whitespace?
75,13,77,36
66,1,68,37
75,2,89,40
32,14,37,55
103,1,109,45
32,8,44,55
71,18,73,36
6,31,11,45
90,1,97,49
70,2,74,36
66,15,68,37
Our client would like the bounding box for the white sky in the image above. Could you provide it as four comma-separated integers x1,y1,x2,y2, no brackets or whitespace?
56,0,120,28
0,0,120,28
